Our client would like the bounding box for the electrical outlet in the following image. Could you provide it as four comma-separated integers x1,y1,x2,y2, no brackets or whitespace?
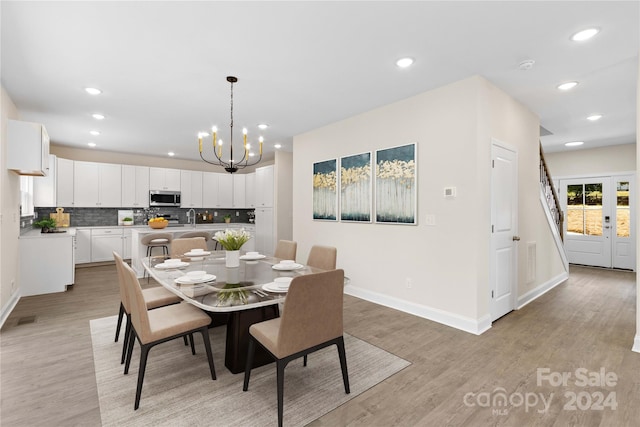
426,214,436,226
11,280,16,293
214,211,218,217
236,211,239,216
21,221,25,228
406,277,412,288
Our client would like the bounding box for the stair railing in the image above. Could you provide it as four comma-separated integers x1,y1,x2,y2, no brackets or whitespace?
540,143,564,241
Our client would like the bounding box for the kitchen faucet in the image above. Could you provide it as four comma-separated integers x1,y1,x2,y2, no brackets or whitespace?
187,208,196,228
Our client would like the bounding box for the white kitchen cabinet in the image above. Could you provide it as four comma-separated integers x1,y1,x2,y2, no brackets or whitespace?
7,119,50,176
74,161,122,207
255,207,274,255
33,154,57,207
202,172,233,208
255,165,274,207
245,172,256,208
75,229,92,264
149,167,181,191
20,234,73,296
91,228,124,262
123,228,132,259
180,170,203,208
56,157,75,207
122,165,150,208
232,174,246,208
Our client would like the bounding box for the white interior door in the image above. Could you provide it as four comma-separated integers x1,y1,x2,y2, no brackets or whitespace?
490,142,518,322
559,176,624,268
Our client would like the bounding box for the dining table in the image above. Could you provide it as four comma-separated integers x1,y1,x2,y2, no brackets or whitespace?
142,251,328,374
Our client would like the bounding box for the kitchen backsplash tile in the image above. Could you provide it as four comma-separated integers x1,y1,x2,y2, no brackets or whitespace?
33,207,254,227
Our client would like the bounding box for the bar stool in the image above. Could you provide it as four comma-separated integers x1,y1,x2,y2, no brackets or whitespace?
140,233,172,280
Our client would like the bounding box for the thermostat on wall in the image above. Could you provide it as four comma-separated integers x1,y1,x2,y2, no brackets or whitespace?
444,187,456,198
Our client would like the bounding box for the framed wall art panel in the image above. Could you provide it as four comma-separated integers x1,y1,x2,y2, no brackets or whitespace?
312,159,338,221
340,152,372,222
375,143,417,225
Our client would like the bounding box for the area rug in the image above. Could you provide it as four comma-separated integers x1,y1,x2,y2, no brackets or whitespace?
91,316,410,426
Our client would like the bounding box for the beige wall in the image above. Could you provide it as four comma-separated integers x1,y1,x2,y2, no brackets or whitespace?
545,144,636,177
274,151,293,242
1,86,22,323
635,54,640,353
293,76,565,334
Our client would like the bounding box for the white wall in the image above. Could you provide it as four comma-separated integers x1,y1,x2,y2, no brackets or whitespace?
274,151,293,242
1,86,22,325
293,76,566,334
635,54,640,353
545,144,636,177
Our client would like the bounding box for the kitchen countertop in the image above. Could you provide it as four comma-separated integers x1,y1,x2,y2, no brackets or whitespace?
20,228,76,239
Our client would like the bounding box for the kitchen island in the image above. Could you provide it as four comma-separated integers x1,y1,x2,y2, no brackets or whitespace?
130,224,255,277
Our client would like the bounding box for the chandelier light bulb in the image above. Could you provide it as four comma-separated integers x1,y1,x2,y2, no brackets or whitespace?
211,126,217,133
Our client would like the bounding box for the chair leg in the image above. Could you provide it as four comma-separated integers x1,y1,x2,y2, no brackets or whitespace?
242,337,255,391
276,359,286,427
124,328,136,375
189,333,196,355
121,314,132,364
199,327,216,380
336,337,350,394
115,302,124,342
303,355,307,366
134,344,151,410
183,335,189,346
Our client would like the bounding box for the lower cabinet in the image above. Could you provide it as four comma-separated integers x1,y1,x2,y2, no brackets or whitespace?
20,235,74,296
75,229,92,264
91,228,124,262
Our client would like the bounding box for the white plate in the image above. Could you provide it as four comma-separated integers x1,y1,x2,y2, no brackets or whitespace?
184,250,211,257
175,274,216,285
262,282,289,293
240,254,266,260
155,262,189,269
272,263,304,271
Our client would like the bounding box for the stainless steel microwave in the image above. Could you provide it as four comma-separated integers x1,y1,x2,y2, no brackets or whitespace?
149,190,181,207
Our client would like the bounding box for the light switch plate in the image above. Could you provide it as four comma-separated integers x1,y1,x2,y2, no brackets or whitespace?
444,187,456,198
426,214,436,226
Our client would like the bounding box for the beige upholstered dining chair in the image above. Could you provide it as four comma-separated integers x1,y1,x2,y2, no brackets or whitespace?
113,252,182,364
243,269,350,427
306,245,337,270
273,240,297,260
179,231,210,241
170,237,208,259
121,261,216,410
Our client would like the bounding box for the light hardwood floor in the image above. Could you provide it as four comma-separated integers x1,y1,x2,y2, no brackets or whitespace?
1,265,638,426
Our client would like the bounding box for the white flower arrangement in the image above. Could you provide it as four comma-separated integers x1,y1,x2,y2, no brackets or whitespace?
213,228,251,251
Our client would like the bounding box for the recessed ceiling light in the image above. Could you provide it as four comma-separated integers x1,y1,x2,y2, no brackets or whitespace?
557,81,578,91
274,144,282,149
564,141,584,147
92,113,105,120
587,114,602,121
396,57,414,68
571,28,600,42
258,124,269,130
85,87,102,95
89,130,100,136
87,142,96,148
518,59,535,71
168,152,175,157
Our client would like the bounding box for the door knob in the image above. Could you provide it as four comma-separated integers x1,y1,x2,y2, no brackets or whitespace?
512,236,521,241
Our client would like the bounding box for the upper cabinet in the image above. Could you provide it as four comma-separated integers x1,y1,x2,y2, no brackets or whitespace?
56,157,74,207
33,154,57,207
202,172,233,208
255,165,274,207
180,170,203,208
7,120,50,176
74,161,122,207
149,167,180,191
122,165,150,208
232,174,246,208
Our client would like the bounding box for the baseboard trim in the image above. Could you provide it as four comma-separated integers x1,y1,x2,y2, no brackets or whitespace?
345,285,491,335
517,271,569,309
0,291,20,329
633,335,640,353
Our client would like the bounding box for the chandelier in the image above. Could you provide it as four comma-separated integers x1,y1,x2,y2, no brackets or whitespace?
198,76,263,173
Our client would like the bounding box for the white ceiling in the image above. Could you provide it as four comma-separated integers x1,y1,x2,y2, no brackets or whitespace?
1,1,638,163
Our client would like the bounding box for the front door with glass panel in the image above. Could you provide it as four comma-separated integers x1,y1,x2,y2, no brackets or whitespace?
560,175,635,270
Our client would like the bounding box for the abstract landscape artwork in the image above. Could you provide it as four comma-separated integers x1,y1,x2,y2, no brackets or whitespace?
375,143,417,224
312,159,338,220
340,152,372,222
